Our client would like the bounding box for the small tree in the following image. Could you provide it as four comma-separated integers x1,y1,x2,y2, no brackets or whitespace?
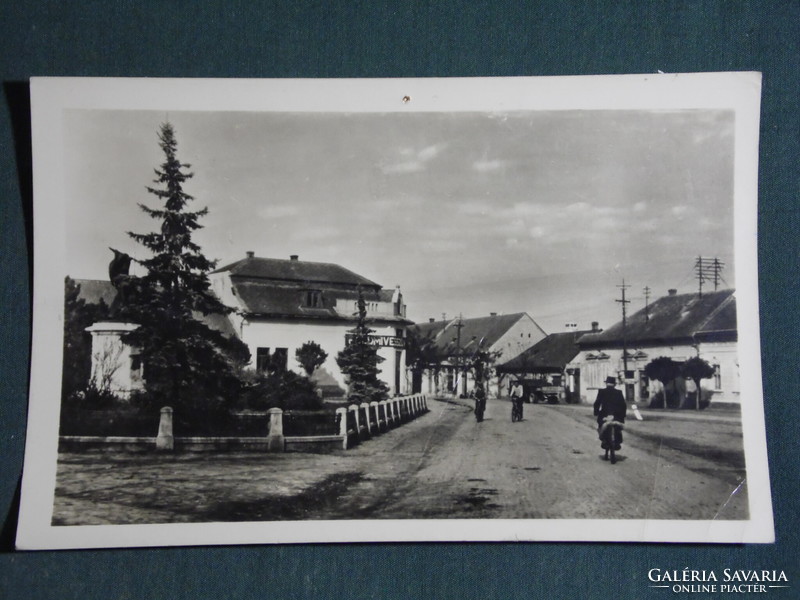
336,290,389,404
643,356,682,409
681,356,715,410
296,341,328,377
405,326,442,394
120,123,250,420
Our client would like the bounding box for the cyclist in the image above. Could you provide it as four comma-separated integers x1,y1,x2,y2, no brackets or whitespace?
593,376,627,449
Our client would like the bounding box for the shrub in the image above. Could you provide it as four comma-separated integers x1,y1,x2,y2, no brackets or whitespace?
238,369,324,412
63,382,122,411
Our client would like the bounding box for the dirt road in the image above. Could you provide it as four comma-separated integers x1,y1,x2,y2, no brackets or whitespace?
53,396,748,524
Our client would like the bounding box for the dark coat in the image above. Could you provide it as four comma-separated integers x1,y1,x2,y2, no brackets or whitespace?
593,386,627,425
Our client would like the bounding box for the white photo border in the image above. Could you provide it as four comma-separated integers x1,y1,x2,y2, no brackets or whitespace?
17,74,772,549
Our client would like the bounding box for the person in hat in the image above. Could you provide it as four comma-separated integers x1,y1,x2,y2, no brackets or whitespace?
593,375,627,449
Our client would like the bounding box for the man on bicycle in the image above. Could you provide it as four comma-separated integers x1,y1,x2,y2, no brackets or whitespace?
510,380,524,421
593,375,627,449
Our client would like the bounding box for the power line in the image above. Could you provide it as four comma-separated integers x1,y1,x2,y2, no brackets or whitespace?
694,256,725,296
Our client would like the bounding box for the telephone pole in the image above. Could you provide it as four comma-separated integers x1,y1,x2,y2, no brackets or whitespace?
643,286,651,323
453,314,464,396
694,256,725,296
616,280,631,375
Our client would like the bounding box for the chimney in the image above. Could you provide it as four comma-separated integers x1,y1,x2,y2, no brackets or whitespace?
490,312,497,316
246,251,254,258
668,288,677,296
290,255,299,261
429,318,435,323
591,321,600,332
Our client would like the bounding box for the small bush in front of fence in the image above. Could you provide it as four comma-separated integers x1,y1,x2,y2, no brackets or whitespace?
59,407,160,437
283,410,338,436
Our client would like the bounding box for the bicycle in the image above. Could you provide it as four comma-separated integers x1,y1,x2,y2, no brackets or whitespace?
474,395,486,422
511,398,523,422
599,415,624,464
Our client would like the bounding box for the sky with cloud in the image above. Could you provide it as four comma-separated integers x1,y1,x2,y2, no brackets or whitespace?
64,108,735,333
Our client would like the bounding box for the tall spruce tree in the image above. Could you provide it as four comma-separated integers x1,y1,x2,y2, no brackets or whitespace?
121,123,249,418
336,290,389,403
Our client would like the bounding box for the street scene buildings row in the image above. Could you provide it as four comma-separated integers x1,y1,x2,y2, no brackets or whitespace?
77,253,740,408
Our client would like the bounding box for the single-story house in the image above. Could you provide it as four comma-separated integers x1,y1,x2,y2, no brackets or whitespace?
568,288,739,406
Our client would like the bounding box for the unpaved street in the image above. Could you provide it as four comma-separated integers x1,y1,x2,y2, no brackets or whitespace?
53,397,748,524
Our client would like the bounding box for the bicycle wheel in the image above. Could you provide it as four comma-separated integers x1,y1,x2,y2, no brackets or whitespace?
609,426,616,464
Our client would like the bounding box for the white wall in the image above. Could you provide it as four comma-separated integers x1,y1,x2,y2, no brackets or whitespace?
493,315,548,365
240,318,407,396
569,341,740,405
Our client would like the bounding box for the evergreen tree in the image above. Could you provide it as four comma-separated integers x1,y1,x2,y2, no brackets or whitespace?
121,123,250,418
336,291,389,403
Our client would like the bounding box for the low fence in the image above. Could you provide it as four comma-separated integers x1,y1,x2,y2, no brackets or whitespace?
58,394,430,453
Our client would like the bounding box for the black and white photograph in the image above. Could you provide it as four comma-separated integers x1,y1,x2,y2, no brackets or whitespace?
16,74,772,548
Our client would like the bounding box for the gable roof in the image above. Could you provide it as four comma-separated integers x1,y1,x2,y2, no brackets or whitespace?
411,313,531,356
578,289,737,348
498,330,590,373
213,255,381,289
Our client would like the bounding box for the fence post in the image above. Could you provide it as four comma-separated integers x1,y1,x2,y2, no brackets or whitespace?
156,406,174,451
360,403,372,436
349,404,361,439
370,401,382,432
267,407,285,452
336,407,348,449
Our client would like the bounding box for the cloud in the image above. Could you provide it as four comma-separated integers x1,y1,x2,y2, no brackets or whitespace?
459,201,493,216
633,201,647,213
672,205,689,219
258,204,300,220
529,226,546,239
472,159,505,173
294,225,341,240
380,143,447,174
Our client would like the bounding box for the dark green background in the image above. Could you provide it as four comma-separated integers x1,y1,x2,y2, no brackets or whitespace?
1,2,798,598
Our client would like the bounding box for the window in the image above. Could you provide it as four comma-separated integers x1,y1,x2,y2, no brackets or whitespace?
714,364,722,390
256,348,271,372
304,290,323,308
272,348,288,371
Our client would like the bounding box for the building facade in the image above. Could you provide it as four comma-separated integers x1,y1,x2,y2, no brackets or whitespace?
208,252,412,396
567,289,739,406
75,253,413,399
410,312,547,398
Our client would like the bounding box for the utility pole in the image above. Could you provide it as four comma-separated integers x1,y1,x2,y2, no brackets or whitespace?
616,280,631,401
643,286,651,323
694,256,725,296
453,314,464,396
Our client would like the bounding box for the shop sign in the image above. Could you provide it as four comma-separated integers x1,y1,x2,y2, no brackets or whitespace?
345,334,404,348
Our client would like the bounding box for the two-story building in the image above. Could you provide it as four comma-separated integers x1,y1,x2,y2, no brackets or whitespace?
208,252,412,396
